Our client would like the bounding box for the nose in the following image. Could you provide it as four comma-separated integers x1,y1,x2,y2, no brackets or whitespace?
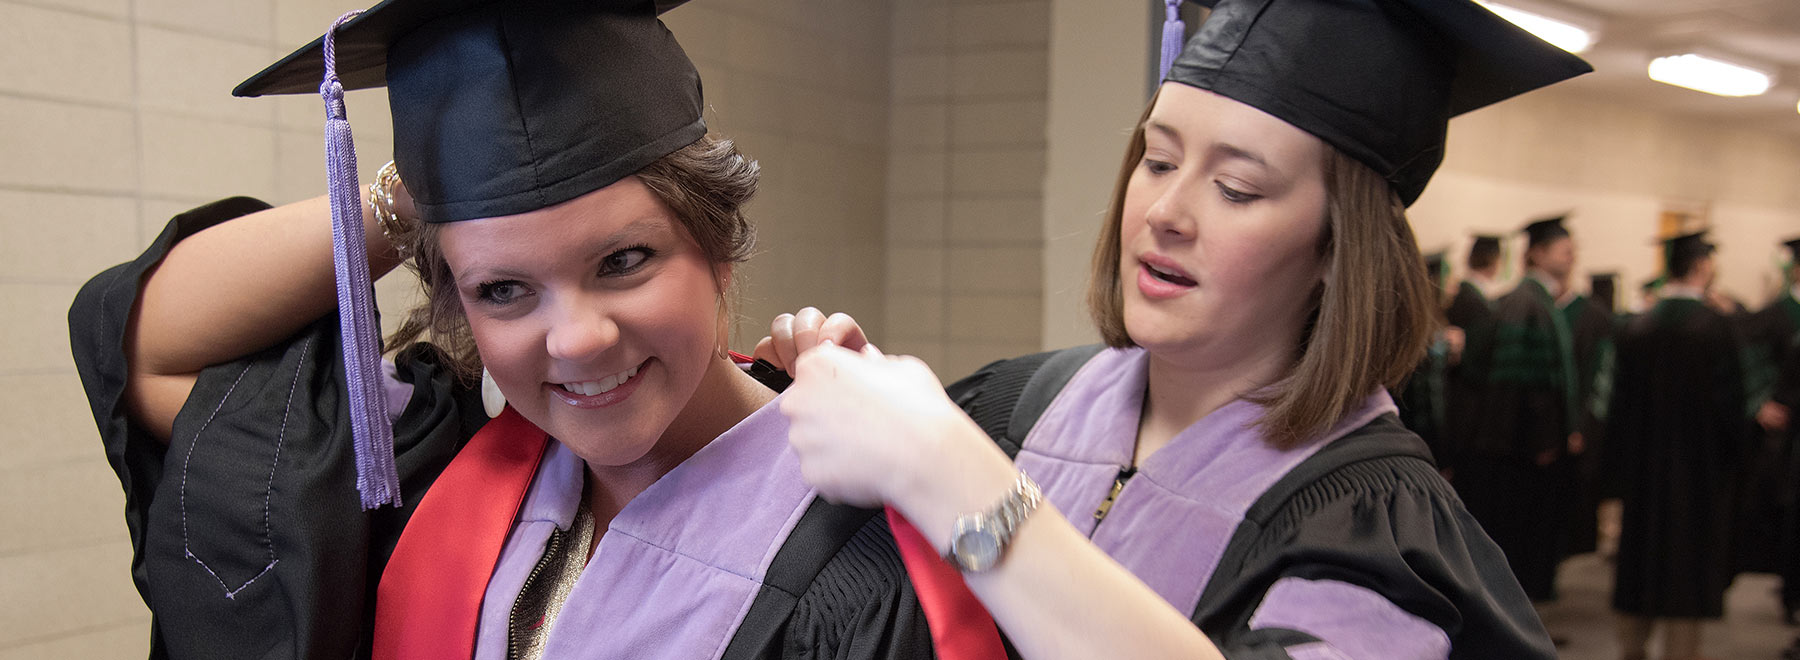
1142,179,1195,239
544,294,619,365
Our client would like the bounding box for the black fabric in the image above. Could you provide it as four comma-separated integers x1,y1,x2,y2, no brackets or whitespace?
1197,417,1555,659
233,0,706,224
1607,299,1747,618
1557,295,1616,557
70,199,486,660
73,200,941,660
1440,280,1494,475
948,348,1551,658
723,506,940,660
1171,0,1590,205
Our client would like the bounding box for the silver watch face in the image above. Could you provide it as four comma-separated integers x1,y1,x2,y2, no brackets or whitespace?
951,527,1003,572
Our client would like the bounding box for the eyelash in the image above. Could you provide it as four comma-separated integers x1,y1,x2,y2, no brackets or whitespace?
1215,182,1260,204
471,244,658,306
1142,157,1261,204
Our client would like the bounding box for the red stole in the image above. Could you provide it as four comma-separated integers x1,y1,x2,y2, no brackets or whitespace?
373,407,547,660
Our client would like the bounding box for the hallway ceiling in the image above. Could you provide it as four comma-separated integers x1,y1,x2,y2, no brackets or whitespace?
1526,0,1800,135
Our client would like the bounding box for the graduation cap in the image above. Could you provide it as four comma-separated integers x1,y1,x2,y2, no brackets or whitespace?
1159,0,1591,206
233,0,702,508
236,0,702,224
1521,214,1571,249
1661,230,1715,278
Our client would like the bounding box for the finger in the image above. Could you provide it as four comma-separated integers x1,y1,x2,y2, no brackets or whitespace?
793,307,827,356
821,312,870,352
861,342,882,358
770,313,798,370
752,336,779,366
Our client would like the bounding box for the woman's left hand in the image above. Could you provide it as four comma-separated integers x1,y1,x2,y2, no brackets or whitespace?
780,343,1016,529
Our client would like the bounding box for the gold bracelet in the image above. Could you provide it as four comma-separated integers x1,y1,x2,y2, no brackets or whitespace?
366,160,413,257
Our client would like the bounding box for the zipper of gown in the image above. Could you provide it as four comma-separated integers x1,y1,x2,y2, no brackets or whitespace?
1092,466,1137,523
508,526,568,660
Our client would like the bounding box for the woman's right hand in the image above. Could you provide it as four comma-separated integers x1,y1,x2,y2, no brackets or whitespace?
752,307,871,373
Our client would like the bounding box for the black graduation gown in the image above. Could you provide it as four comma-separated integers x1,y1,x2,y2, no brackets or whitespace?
949,349,1554,659
1442,281,1495,474
1606,298,1747,618
1459,278,1575,601
1773,344,1800,612
1397,335,1451,465
69,199,935,660
1558,295,1616,557
1737,294,1800,574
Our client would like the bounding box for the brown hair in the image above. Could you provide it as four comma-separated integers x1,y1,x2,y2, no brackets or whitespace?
1086,96,1435,448
386,134,760,381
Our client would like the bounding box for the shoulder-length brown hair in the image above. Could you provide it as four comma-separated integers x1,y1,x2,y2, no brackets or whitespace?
386,134,760,382
1087,92,1435,448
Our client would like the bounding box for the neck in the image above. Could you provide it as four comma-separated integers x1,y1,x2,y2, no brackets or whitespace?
584,356,776,524
1139,336,1293,465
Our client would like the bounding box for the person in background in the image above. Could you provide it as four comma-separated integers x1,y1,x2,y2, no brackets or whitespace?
763,0,1590,657
1557,272,1618,560
1398,251,1462,469
1749,236,1800,619
1442,234,1503,480
1463,214,1582,607
1607,231,1747,660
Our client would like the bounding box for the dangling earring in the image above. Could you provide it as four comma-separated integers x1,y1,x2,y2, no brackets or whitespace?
714,292,732,361
480,367,506,418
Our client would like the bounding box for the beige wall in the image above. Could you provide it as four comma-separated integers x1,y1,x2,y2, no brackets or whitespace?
1040,0,1150,349
881,0,1050,381
1,0,891,656
1412,87,1800,310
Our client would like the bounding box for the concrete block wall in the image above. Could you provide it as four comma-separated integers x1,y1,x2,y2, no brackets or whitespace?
882,0,1050,381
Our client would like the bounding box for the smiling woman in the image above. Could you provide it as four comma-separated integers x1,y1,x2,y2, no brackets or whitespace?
65,2,943,660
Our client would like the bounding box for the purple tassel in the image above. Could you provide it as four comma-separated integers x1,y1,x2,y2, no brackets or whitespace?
1159,0,1185,80
321,10,401,510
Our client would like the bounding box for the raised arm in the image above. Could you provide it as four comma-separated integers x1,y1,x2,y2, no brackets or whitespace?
125,191,408,441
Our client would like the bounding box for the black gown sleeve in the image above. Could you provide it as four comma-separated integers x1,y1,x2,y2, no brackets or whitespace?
721,503,942,660
1199,424,1554,660
68,198,487,660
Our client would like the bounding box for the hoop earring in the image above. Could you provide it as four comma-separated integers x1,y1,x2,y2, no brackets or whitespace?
480,367,506,418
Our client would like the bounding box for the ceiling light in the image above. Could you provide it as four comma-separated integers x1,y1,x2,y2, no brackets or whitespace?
1477,1,1594,54
1647,54,1774,97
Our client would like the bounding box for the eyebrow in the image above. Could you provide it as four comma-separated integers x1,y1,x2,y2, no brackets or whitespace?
455,217,670,286
1144,121,1273,173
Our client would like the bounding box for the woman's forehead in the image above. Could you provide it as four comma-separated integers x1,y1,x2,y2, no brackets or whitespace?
1146,84,1325,165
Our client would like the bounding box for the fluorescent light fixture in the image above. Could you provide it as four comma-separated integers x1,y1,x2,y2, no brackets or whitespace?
1647,54,1774,97
1477,1,1594,54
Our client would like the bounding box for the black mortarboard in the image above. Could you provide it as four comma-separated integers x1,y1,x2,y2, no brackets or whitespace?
230,0,701,508
235,0,702,224
1165,0,1590,206
1521,214,1570,248
1662,230,1715,277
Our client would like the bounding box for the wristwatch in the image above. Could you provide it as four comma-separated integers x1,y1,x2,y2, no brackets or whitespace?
945,471,1042,573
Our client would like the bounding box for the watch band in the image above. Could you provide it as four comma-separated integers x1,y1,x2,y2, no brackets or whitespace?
944,471,1042,573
